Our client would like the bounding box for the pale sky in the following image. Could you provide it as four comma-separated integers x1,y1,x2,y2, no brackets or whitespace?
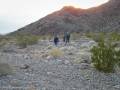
0,0,109,34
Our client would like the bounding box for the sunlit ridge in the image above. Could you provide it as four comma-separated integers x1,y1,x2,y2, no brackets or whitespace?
63,0,109,9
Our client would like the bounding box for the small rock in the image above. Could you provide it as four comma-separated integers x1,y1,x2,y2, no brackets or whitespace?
27,83,36,90
90,63,95,68
42,87,46,90
2,49,17,53
47,45,53,49
80,63,90,69
60,46,76,51
68,52,74,55
113,85,120,89
80,40,96,49
10,79,22,87
60,47,67,50
41,54,48,58
46,56,52,60
64,60,70,65
80,59,90,64
23,54,32,59
47,72,53,75
20,64,30,69
56,59,64,65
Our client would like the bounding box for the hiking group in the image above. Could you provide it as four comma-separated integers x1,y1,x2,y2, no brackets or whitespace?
54,32,71,46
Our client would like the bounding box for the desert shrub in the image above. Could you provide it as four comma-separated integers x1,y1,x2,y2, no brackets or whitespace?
0,39,7,48
92,33,106,42
71,32,81,40
85,32,95,38
0,63,13,76
115,49,120,67
91,40,120,73
94,33,105,42
0,36,10,48
85,32,106,42
110,32,120,41
49,48,63,58
16,35,39,48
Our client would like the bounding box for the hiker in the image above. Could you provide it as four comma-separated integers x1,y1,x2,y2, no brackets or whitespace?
63,32,71,45
54,35,59,46
66,32,70,43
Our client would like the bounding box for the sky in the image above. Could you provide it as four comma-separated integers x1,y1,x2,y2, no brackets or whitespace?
0,0,109,34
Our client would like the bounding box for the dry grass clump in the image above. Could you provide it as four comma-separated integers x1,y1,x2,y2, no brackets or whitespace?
49,48,63,58
0,63,13,76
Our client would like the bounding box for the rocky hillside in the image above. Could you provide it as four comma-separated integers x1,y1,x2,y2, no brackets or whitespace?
10,0,120,35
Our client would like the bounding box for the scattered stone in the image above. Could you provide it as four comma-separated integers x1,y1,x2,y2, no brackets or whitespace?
60,46,76,52
80,59,91,64
68,52,74,55
80,40,96,49
113,85,120,89
64,60,70,65
47,72,53,75
23,54,32,59
41,54,48,58
47,45,53,49
10,79,22,87
20,64,30,69
90,63,95,68
27,83,36,90
46,56,52,60
2,49,17,53
80,63,90,69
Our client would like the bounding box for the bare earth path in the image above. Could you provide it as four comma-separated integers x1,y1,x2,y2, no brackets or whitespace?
0,38,120,90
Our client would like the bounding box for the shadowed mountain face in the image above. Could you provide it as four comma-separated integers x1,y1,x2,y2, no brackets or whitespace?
11,0,120,35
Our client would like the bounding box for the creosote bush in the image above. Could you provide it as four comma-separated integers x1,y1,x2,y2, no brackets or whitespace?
0,39,7,48
0,36,10,48
86,32,106,42
49,48,63,58
16,34,39,48
110,32,120,41
91,39,120,73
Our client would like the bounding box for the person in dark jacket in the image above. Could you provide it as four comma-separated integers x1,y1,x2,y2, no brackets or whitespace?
63,32,70,45
54,35,59,46
66,32,70,43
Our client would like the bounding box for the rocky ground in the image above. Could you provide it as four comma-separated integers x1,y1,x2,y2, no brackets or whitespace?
0,38,120,90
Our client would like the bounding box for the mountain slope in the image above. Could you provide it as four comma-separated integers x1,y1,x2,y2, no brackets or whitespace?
10,0,120,35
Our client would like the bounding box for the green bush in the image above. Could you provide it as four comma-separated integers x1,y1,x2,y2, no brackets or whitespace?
16,35,39,48
0,36,9,48
115,49,120,67
71,32,81,40
110,32,120,41
0,40,6,48
85,32,106,42
85,32,95,38
91,40,120,73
